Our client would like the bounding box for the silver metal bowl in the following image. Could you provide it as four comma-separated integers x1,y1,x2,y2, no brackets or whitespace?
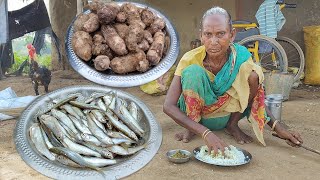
14,85,162,180
166,149,192,164
65,2,180,87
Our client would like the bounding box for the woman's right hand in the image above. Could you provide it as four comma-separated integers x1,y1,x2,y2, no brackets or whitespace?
204,132,228,155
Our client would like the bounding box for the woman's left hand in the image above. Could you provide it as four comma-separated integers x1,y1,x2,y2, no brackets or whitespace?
274,124,303,147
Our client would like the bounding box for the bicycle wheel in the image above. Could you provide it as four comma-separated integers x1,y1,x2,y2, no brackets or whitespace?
275,36,305,82
238,35,288,73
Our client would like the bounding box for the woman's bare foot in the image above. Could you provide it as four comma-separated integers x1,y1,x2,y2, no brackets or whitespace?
175,130,196,143
225,124,253,144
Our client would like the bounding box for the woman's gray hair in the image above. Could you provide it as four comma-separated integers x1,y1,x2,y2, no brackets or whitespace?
200,6,232,31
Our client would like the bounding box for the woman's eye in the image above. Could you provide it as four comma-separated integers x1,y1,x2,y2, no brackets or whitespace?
204,32,211,37
217,32,225,37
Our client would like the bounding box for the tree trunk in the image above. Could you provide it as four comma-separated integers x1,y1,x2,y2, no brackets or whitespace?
49,0,77,70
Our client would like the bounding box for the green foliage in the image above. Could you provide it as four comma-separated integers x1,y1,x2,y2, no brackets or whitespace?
7,52,51,74
12,33,35,56
8,52,29,74
38,54,52,69
9,32,52,74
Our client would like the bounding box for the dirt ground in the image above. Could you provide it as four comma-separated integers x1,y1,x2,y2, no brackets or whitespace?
0,70,320,180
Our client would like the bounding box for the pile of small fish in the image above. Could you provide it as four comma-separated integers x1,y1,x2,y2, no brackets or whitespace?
29,91,147,171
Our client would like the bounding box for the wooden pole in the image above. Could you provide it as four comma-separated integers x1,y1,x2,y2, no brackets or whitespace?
77,0,83,15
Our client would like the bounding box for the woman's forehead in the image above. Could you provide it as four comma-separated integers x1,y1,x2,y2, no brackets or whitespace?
202,14,229,30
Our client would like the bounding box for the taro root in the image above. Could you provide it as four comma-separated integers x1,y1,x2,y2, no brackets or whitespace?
141,8,155,27
101,25,128,56
72,31,93,61
110,51,149,74
73,13,90,32
97,3,120,24
148,17,166,35
83,13,100,33
93,55,110,71
147,31,165,65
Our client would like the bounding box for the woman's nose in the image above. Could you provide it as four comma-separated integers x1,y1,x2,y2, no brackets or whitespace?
210,36,219,44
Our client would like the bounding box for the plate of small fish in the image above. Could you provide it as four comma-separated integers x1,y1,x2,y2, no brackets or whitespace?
14,85,162,180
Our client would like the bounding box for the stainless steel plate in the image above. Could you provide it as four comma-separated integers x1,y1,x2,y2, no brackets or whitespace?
65,2,180,87
193,146,252,167
14,85,162,180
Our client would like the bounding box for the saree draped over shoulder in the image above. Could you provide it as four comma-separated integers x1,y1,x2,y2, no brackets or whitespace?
175,43,270,146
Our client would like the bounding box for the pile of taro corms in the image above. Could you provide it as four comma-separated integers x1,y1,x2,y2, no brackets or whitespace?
29,92,147,171
72,0,170,74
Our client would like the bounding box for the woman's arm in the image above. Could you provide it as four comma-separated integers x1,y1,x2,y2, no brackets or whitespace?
265,106,303,146
163,75,228,153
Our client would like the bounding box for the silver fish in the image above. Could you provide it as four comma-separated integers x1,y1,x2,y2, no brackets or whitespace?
39,122,63,147
128,101,140,122
117,103,144,136
69,101,101,110
69,115,91,135
89,101,97,106
107,145,128,156
60,109,68,114
97,98,107,112
82,157,117,167
40,115,101,157
106,122,113,130
60,104,81,119
102,93,116,110
63,135,101,157
49,147,101,171
41,94,79,115
84,93,105,104
40,127,53,149
81,133,103,147
71,106,87,122
107,143,149,156
117,97,128,108
109,143,147,156
127,144,147,155
55,155,82,168
59,119,82,141
29,123,55,161
80,142,114,159
105,110,138,141
40,114,70,141
106,130,131,140
89,112,107,133
87,114,113,145
112,138,135,145
51,109,79,135
91,110,107,123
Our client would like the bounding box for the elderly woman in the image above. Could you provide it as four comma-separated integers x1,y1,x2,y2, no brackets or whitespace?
163,6,302,154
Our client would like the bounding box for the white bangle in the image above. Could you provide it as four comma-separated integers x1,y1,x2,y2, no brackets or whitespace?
271,120,279,131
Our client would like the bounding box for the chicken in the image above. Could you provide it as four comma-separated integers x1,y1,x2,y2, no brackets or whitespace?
29,60,51,95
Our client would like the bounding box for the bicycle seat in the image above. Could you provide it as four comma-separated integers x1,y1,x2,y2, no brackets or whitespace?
234,28,260,42
232,20,254,24
232,20,260,42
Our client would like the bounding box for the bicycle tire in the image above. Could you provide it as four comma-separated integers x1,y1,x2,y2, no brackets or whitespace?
275,36,305,82
238,35,288,73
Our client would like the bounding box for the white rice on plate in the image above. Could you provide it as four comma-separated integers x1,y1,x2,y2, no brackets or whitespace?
195,145,249,165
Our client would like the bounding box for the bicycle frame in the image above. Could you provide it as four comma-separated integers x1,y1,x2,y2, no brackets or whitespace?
232,1,296,66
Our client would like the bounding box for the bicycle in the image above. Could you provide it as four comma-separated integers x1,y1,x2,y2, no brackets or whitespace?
233,1,305,82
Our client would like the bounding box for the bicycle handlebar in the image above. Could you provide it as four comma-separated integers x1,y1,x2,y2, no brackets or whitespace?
276,1,297,8
284,3,297,8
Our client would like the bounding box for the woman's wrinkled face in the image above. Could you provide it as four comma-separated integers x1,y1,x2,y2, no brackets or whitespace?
200,14,235,57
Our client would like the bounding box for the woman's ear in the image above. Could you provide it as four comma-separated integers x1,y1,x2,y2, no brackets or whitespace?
199,30,204,44
230,28,236,42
